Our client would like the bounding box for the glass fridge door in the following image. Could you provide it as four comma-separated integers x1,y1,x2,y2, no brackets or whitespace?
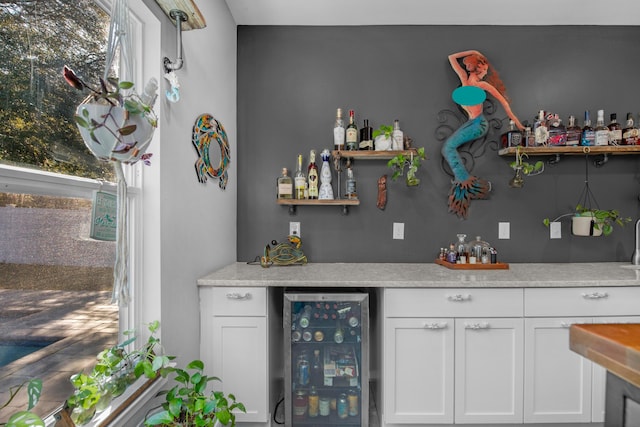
284,293,369,427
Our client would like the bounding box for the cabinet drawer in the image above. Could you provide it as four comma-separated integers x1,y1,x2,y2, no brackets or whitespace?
203,287,267,316
385,288,523,318
525,286,640,317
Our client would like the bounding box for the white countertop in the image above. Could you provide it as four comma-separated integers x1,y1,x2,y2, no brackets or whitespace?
197,262,640,288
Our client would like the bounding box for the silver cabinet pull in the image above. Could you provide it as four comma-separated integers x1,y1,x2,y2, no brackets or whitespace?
424,322,447,329
581,292,608,299
560,321,574,328
226,292,252,300
447,293,471,302
465,322,490,330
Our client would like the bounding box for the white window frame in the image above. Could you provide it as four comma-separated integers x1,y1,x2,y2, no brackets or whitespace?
0,0,161,344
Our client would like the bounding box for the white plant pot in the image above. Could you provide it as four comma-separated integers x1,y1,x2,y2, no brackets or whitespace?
76,103,155,164
374,135,392,151
572,215,603,237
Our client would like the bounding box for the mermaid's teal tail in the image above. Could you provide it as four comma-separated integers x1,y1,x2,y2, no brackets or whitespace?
448,176,491,218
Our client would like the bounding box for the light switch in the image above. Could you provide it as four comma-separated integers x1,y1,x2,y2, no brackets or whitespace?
393,222,404,240
550,222,562,239
498,222,510,239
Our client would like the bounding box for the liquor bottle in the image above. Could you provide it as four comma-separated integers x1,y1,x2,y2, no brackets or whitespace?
307,150,319,199
334,321,344,343
310,349,323,386
581,111,595,146
547,114,566,146
608,113,622,145
622,113,639,145
277,168,293,199
523,126,535,147
345,167,357,200
318,149,334,200
392,119,404,150
565,115,581,146
294,154,306,199
345,109,358,150
533,110,548,146
500,120,523,148
359,119,373,150
333,108,345,150
594,110,609,146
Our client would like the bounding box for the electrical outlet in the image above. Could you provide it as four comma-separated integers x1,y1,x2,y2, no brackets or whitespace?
289,222,301,237
393,222,405,240
498,222,510,239
550,222,562,239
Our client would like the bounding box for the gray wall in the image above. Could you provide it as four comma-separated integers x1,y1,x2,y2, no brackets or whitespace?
238,25,640,263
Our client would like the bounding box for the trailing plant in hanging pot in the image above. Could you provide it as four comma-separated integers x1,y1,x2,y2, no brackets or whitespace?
387,147,426,186
543,204,631,237
63,65,156,165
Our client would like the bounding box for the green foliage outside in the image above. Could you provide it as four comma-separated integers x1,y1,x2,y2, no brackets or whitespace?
0,0,114,180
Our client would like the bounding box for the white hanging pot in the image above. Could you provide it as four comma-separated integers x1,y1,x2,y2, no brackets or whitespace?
572,214,603,237
76,101,155,164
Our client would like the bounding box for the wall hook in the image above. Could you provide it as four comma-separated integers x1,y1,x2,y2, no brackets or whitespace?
163,9,188,73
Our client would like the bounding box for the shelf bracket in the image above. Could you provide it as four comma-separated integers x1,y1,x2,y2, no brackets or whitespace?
342,205,350,216
548,153,562,165
594,153,609,167
287,205,297,216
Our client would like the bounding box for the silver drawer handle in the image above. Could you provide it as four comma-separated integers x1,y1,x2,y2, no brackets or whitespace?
447,293,471,302
465,322,490,330
581,292,608,300
226,292,252,300
424,322,447,329
560,321,575,328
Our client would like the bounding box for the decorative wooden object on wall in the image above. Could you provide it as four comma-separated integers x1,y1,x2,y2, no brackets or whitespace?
153,0,206,30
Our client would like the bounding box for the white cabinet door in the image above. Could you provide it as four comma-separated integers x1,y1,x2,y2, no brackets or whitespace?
590,315,640,423
383,317,454,424
454,318,524,424
524,317,593,423
208,315,269,423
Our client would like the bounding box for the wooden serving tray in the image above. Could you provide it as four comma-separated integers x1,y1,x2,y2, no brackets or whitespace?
435,259,509,270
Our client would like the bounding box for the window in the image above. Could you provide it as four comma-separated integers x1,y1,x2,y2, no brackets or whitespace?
0,0,159,421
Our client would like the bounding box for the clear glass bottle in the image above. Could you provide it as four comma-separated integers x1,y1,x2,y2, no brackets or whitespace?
277,167,293,199
345,167,357,200
346,109,358,150
294,154,306,199
446,243,457,263
608,113,622,145
523,126,535,147
581,110,595,146
470,236,491,264
594,110,609,146
622,112,638,145
359,119,373,150
533,110,548,146
565,115,581,146
333,108,345,150
318,149,334,200
547,114,566,146
307,150,319,199
392,119,404,150
455,234,468,263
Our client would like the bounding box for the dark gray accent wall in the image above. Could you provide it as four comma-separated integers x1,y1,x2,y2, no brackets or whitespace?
237,25,640,263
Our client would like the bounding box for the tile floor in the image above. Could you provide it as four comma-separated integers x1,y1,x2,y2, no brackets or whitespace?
0,289,118,421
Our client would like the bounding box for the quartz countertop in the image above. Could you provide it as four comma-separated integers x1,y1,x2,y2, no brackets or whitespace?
197,262,640,288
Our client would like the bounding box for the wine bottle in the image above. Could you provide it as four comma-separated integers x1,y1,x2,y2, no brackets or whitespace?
608,113,622,145
294,154,306,199
581,111,595,146
307,150,319,199
333,108,345,150
277,168,293,199
359,119,373,150
594,110,609,146
345,109,358,150
622,112,639,145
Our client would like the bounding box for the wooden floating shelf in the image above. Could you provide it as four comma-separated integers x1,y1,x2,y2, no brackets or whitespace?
332,149,419,160
153,0,206,30
277,198,359,215
498,146,640,156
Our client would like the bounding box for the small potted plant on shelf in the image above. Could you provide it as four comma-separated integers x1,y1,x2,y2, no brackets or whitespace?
387,147,426,186
372,124,393,151
1,379,45,427
508,146,544,188
144,359,246,427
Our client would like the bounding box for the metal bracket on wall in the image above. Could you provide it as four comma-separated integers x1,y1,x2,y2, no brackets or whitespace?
163,9,188,73
153,0,206,30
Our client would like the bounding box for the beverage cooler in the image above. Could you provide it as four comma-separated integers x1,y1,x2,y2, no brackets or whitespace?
284,292,369,427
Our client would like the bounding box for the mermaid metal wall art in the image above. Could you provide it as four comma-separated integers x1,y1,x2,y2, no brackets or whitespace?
441,50,524,218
